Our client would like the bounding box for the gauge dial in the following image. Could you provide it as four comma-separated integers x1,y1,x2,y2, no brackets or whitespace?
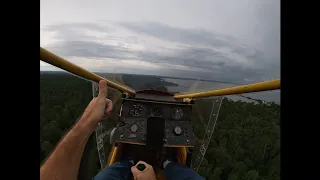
174,126,182,135
151,107,162,116
172,107,184,120
130,123,139,132
129,103,144,117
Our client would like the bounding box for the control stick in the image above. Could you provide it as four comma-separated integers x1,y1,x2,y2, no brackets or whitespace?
137,163,146,171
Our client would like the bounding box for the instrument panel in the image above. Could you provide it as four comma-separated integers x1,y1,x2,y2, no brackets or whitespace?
123,100,191,121
113,98,196,147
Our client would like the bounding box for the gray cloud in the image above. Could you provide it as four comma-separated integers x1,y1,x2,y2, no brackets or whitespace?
46,23,113,32
43,23,115,42
43,21,279,84
117,22,279,69
116,22,233,48
48,40,134,60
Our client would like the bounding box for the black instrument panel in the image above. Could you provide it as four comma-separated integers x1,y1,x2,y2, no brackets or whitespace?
113,98,196,147
122,100,192,121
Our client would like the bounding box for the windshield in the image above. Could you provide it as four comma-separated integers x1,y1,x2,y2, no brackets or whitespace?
40,0,280,179
40,71,279,178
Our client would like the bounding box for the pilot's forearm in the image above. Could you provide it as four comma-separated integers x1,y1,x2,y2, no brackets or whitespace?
40,118,96,180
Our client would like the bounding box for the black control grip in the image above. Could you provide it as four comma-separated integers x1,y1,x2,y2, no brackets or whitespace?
137,164,146,171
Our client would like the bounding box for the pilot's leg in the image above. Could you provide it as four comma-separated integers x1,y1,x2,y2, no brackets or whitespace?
93,160,134,180
164,161,205,180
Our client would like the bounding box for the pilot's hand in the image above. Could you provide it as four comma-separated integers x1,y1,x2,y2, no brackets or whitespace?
131,161,157,180
80,80,113,129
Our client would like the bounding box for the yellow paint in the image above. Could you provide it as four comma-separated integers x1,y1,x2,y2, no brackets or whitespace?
183,98,194,103
174,79,280,99
40,47,135,95
177,147,187,164
106,145,121,166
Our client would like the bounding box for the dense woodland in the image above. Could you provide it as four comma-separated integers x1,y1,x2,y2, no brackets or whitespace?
40,72,280,180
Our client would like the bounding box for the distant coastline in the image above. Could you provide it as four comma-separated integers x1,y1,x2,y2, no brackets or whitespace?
40,71,280,104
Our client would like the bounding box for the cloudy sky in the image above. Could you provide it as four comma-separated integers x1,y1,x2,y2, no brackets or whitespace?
40,0,280,84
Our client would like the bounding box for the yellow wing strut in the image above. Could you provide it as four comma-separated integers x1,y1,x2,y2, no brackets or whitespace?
174,79,280,99
40,47,136,95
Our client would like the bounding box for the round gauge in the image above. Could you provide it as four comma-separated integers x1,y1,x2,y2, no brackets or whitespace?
151,107,162,116
129,103,144,116
172,107,184,120
130,123,139,132
174,126,182,135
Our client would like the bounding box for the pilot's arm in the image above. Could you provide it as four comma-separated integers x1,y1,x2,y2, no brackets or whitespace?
40,80,113,180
